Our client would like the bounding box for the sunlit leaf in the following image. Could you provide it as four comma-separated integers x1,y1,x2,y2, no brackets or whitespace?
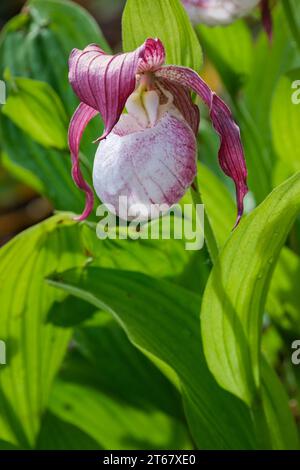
122,0,202,71
201,173,300,405
2,76,68,150
0,214,81,446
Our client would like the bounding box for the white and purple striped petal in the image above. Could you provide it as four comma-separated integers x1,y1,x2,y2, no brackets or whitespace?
93,109,197,221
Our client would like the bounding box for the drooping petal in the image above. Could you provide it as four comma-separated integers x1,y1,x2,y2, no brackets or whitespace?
156,66,248,223
260,0,273,42
93,110,197,221
68,102,98,220
68,38,165,142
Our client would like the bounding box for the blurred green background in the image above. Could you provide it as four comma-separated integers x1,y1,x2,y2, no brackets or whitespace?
0,0,125,245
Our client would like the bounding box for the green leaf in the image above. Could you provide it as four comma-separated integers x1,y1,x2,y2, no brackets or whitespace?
48,379,190,450
196,20,253,94
44,315,191,450
122,0,202,71
0,210,213,446
201,173,300,406
0,122,86,214
80,222,210,295
63,313,184,420
2,76,68,150
271,74,300,181
0,213,83,447
48,268,256,450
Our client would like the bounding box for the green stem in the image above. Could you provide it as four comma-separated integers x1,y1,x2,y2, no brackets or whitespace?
283,0,300,51
191,178,219,265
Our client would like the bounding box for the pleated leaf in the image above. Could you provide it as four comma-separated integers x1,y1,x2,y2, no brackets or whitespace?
48,268,256,450
122,0,202,71
201,173,300,406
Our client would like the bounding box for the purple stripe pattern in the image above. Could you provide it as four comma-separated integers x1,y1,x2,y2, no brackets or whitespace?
68,37,248,224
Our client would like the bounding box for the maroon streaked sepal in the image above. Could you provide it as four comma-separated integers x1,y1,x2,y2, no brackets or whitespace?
68,102,98,220
156,65,248,223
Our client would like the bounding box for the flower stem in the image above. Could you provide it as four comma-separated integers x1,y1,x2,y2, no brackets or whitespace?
191,178,219,265
283,0,300,51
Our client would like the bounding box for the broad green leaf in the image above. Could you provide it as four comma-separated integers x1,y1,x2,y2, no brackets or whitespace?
271,74,300,181
80,221,211,295
0,210,213,446
196,20,253,94
62,313,184,421
2,76,68,150
122,0,202,71
201,173,300,406
0,214,82,447
48,268,256,450
44,315,191,450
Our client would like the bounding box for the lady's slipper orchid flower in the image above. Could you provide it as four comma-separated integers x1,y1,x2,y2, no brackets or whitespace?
182,0,272,40
68,38,247,224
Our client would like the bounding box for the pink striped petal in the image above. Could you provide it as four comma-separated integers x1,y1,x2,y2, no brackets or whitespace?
156,65,248,224
137,38,166,73
68,102,98,220
69,44,144,140
68,38,166,220
69,39,166,141
260,0,272,42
